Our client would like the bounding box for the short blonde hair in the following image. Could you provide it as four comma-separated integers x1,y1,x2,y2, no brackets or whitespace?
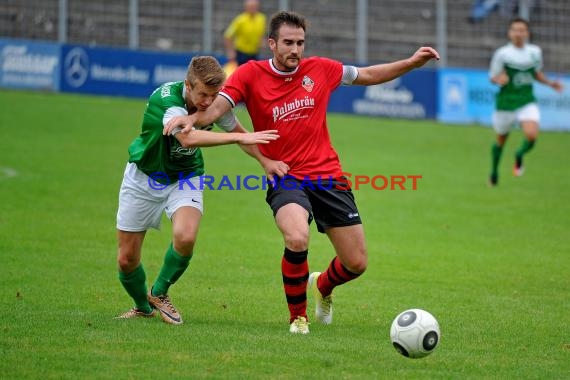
187,56,226,88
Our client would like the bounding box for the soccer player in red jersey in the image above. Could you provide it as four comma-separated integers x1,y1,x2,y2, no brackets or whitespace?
164,11,439,334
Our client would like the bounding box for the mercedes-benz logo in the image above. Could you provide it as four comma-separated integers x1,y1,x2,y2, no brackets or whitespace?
64,47,89,88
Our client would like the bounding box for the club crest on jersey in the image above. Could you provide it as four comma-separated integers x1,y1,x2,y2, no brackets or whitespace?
302,75,314,92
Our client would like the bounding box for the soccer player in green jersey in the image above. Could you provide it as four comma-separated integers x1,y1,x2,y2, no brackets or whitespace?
488,17,563,186
115,56,284,324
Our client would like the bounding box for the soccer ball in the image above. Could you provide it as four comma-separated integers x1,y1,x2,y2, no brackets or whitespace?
390,308,440,358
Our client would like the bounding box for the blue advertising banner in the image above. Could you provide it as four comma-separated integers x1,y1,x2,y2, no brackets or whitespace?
438,68,570,130
60,44,224,98
0,38,60,91
328,69,437,119
3,38,569,131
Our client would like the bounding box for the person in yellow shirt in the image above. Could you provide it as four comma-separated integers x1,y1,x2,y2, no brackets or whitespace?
224,0,266,66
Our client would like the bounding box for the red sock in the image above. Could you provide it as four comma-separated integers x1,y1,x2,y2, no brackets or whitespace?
282,248,309,323
317,257,361,297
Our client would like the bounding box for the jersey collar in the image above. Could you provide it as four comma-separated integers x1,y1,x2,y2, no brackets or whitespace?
269,58,300,76
182,83,192,111
508,42,527,50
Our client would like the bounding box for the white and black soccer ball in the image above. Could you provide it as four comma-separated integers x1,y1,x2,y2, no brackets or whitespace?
390,308,440,358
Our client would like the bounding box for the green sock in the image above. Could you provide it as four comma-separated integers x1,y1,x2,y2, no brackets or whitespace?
152,243,192,296
119,264,152,313
516,139,535,159
491,142,504,176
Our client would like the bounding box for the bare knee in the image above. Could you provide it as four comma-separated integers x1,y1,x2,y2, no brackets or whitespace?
117,249,140,273
522,122,539,141
497,134,508,146
284,229,309,252
342,246,368,274
117,231,145,273
173,232,196,256
352,256,368,274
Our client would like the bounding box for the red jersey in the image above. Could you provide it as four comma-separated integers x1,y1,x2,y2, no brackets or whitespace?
220,57,344,180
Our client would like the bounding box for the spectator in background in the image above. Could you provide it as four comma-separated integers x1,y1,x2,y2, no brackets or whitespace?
469,0,501,23
469,0,538,23
224,0,266,66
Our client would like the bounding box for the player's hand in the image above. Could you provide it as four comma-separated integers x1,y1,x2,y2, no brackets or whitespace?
494,72,510,86
409,47,440,68
237,130,280,145
262,159,290,183
163,115,196,135
551,80,564,93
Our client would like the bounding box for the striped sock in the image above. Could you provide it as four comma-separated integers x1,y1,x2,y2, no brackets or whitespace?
281,248,309,323
317,257,361,297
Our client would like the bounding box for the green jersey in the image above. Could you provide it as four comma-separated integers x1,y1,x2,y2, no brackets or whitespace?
128,80,238,185
489,43,543,111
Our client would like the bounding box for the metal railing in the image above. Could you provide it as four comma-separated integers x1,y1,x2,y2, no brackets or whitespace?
1,0,569,71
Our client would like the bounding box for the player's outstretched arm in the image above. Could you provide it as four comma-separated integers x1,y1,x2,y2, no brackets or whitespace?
174,128,279,148
163,96,232,136
353,47,439,86
231,123,290,181
535,71,564,93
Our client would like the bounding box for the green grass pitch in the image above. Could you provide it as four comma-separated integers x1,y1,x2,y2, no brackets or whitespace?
0,89,569,379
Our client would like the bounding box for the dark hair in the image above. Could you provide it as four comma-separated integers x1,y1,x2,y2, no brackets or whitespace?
269,11,307,40
509,17,530,29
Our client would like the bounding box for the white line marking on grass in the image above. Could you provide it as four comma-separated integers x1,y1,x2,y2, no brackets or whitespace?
0,167,18,179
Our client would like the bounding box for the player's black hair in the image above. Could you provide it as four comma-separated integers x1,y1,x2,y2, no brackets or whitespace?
509,17,530,29
269,11,307,40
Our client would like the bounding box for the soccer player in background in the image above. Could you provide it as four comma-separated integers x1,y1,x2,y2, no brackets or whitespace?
115,56,284,324
224,0,266,66
164,12,439,334
488,17,563,186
